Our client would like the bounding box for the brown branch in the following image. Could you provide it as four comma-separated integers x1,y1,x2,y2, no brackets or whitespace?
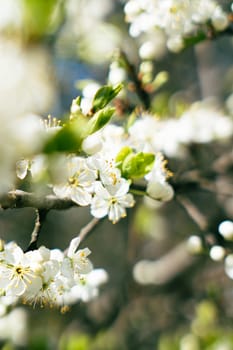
133,240,200,286
119,50,151,110
79,217,101,243
63,217,101,255
25,208,49,251
0,190,76,210
176,195,208,231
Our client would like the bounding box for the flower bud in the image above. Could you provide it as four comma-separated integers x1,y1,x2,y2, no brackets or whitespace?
225,254,233,279
209,245,225,261
187,235,203,254
167,36,184,53
139,41,157,60
147,181,174,201
212,9,228,31
218,220,233,240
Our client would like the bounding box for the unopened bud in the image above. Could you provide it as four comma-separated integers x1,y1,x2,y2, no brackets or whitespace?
187,235,203,254
212,9,228,31
167,35,184,52
218,220,233,240
209,245,225,261
139,41,157,60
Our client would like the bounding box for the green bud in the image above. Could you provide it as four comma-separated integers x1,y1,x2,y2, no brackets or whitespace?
152,71,169,90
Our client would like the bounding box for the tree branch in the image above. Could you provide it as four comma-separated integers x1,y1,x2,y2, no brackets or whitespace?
176,195,208,231
133,240,200,286
119,50,151,110
0,190,76,210
25,208,49,251
79,217,101,243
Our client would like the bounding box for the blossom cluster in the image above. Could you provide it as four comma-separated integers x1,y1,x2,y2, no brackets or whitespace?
129,100,233,158
13,82,174,224
16,122,174,224
124,0,230,54
0,237,107,312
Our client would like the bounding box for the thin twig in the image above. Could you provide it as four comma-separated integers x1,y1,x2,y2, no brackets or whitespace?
120,50,151,110
63,217,101,255
25,209,49,251
176,195,208,231
79,217,101,243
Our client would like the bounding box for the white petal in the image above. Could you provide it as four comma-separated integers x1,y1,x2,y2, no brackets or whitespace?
67,237,80,258
91,198,109,218
71,187,92,206
53,185,71,199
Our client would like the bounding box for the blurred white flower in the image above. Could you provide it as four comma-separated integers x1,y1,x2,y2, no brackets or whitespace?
209,245,225,261
124,0,229,55
0,308,28,346
0,0,23,32
0,38,55,120
224,254,233,279
218,220,233,241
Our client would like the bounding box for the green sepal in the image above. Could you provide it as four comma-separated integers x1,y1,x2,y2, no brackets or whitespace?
85,107,115,135
92,84,123,113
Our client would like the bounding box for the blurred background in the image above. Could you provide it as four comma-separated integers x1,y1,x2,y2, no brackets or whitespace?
0,0,233,349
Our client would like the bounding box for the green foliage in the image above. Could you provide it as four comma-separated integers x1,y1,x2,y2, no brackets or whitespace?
59,334,91,350
116,147,155,179
92,84,123,113
158,300,233,350
21,0,62,40
43,117,87,154
86,107,115,135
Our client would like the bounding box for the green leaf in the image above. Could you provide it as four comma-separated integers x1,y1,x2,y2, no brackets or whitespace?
86,107,115,135
21,0,61,39
125,111,137,131
59,334,91,350
115,146,133,165
92,84,123,113
43,117,88,154
121,152,155,179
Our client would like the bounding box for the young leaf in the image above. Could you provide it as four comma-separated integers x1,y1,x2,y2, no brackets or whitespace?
86,107,115,135
92,84,123,113
115,146,133,166
121,152,155,179
43,117,88,154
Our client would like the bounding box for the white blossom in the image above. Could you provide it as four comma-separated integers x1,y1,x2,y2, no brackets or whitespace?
91,179,135,223
53,156,97,206
124,0,229,54
0,239,108,310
